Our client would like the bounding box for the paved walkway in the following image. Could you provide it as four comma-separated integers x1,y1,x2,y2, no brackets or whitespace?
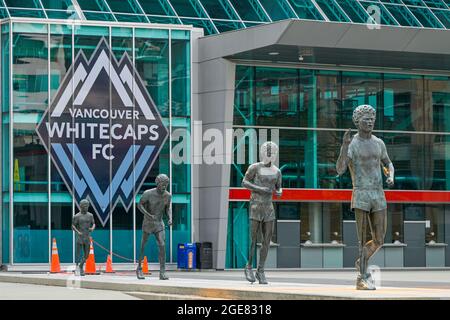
1,270,450,300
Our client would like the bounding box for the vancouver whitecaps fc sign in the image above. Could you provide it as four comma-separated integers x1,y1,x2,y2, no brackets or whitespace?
36,38,168,226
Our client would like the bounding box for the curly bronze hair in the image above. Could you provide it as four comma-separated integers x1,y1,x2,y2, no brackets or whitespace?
352,104,376,127
155,173,169,184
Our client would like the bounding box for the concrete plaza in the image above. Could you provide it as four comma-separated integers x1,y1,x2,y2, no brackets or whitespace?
1,269,450,300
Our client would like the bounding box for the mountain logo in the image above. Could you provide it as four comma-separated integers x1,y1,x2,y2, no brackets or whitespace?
36,37,169,226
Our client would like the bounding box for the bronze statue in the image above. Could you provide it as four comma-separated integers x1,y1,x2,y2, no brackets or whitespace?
72,199,96,276
336,105,394,290
242,141,282,284
136,174,172,280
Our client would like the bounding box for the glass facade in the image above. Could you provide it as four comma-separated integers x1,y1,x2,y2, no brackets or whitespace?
227,65,450,268
0,0,449,35
0,21,192,264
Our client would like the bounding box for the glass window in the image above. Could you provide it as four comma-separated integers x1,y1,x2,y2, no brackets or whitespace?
4,0,42,9
171,30,190,117
425,205,445,243
77,0,110,12
169,0,203,17
315,0,350,22
258,0,296,21
384,4,422,26
381,132,424,190
433,9,450,28
423,0,447,8
386,203,404,243
335,0,370,23
286,0,325,20
300,202,342,244
408,5,444,28
424,76,450,133
383,74,424,132
40,0,72,10
254,67,301,127
13,202,49,263
12,28,48,193
228,0,270,22
316,70,341,129
200,0,235,19
138,0,174,15
226,201,249,268
105,0,144,14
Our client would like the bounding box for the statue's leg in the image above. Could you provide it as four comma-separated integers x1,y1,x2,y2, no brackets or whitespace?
136,232,150,279
75,242,82,274
355,209,377,290
256,220,274,285
247,219,260,267
79,242,89,276
244,219,260,283
365,209,387,262
138,232,150,267
155,230,168,280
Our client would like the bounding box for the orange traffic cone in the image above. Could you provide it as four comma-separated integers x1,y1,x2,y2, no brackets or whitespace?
50,238,61,273
104,254,115,273
84,239,98,274
142,256,151,275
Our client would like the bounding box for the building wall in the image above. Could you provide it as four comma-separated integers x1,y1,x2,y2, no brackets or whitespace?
227,65,450,268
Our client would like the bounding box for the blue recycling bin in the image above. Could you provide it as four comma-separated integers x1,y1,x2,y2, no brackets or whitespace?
177,243,197,269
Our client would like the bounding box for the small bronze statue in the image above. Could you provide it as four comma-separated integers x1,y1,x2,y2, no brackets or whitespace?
336,105,395,290
242,141,282,284
136,174,172,280
72,199,96,276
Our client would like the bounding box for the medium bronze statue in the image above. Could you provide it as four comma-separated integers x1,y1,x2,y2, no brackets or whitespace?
336,105,394,290
72,199,95,276
242,141,282,284
136,174,172,280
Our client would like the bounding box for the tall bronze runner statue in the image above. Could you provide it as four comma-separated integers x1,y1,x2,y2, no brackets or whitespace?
336,105,395,290
242,141,282,284
136,174,172,280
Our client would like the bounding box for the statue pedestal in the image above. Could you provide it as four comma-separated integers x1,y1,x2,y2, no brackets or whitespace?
426,243,448,267
256,242,279,269
300,243,345,268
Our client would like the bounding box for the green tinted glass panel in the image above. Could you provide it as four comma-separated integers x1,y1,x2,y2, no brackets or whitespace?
408,6,444,27
45,9,78,19
433,9,450,28
138,0,175,15
200,0,234,19
40,0,72,10
315,0,350,22
170,0,203,17
229,0,270,22
5,0,41,9
335,0,369,23
105,0,143,14
423,0,447,8
8,8,46,18
259,0,296,21
0,7,9,18
77,0,110,12
286,0,324,20
147,15,180,24
114,13,148,22
384,4,422,26
83,11,116,21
